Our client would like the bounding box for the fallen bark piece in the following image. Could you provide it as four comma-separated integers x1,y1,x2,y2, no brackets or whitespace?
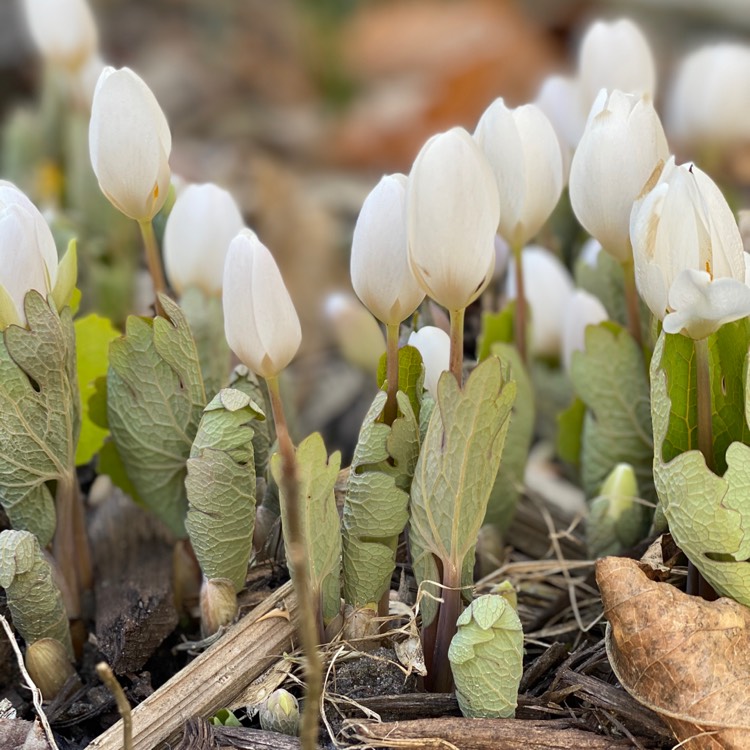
86,582,296,750
343,717,637,749
213,724,301,749
597,556,750,750
0,717,54,750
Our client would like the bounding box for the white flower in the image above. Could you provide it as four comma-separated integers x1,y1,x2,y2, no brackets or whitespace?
408,326,450,398
474,99,563,247
569,89,669,263
164,183,244,297
578,18,656,115
407,127,499,311
0,182,58,327
631,158,750,339
506,246,574,358
350,174,424,325
89,67,171,221
222,229,301,378
23,0,98,71
562,289,609,372
324,292,385,374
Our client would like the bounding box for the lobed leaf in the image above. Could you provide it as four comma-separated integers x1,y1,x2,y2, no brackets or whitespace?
376,344,424,421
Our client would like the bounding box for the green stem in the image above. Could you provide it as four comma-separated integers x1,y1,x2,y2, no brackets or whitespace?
449,308,465,387
266,375,322,750
694,336,714,473
384,323,400,427
621,258,642,347
512,242,527,366
137,220,168,317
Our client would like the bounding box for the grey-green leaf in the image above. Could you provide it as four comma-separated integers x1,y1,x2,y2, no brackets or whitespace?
106,295,206,537
448,594,523,718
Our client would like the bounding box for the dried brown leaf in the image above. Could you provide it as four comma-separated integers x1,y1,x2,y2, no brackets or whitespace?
597,556,750,749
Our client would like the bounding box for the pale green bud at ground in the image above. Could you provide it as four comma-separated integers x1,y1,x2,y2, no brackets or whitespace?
448,594,523,718
25,638,76,700
474,99,563,248
631,158,750,339
164,183,244,297
506,246,574,359
0,181,59,328
23,0,98,72
667,43,750,149
222,229,301,378
569,89,668,263
89,66,172,221
408,326,449,398
351,174,425,325
491,580,518,611
259,689,300,736
562,290,608,373
534,74,582,178
407,127,499,311
324,292,385,374
199,578,238,637
577,18,656,117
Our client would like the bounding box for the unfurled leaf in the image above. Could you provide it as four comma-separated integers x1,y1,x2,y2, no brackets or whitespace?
179,287,231,399
342,390,420,609
186,388,263,590
484,343,533,531
0,292,79,545
575,248,627,326
0,530,72,658
107,295,206,537
598,556,750,749
557,397,585,466
448,594,523,719
377,344,424,421
570,322,654,503
476,303,514,362
409,357,516,627
74,314,120,465
210,709,242,727
271,433,342,624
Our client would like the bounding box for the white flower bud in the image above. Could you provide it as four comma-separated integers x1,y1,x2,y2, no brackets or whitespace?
474,99,563,247
351,174,424,325
324,292,385,374
534,74,584,176
89,67,172,221
222,229,301,378
164,183,244,297
407,127,499,311
569,89,669,263
562,289,608,372
408,326,450,398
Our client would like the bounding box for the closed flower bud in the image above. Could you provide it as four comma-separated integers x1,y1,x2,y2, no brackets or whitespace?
534,75,584,177
259,689,300,736
351,174,425,325
25,638,75,700
200,578,237,637
407,127,499,311
23,0,98,71
223,229,301,378
408,326,450,398
569,89,669,263
630,158,750,339
324,292,385,374
89,67,172,221
474,99,563,247
562,290,608,372
578,18,656,115
0,182,59,328
506,246,574,358
164,183,244,297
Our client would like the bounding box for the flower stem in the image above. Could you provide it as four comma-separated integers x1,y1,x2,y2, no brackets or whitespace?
137,220,168,317
449,308,465,387
512,242,527,366
622,258,642,347
265,375,322,750
427,563,461,693
384,323,400,427
694,336,714,473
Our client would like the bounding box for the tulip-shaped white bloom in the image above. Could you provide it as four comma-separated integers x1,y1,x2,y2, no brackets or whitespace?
23,0,98,71
506,246,574,358
89,67,172,222
562,290,608,372
351,174,425,325
474,99,563,248
223,229,301,378
324,292,385,374
407,127,499,311
408,326,450,398
0,182,59,326
569,89,669,263
505,246,574,358
631,158,750,339
667,43,750,149
164,183,244,297
577,18,656,116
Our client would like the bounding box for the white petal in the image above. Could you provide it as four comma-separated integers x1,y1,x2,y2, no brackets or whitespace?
408,326,450,398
